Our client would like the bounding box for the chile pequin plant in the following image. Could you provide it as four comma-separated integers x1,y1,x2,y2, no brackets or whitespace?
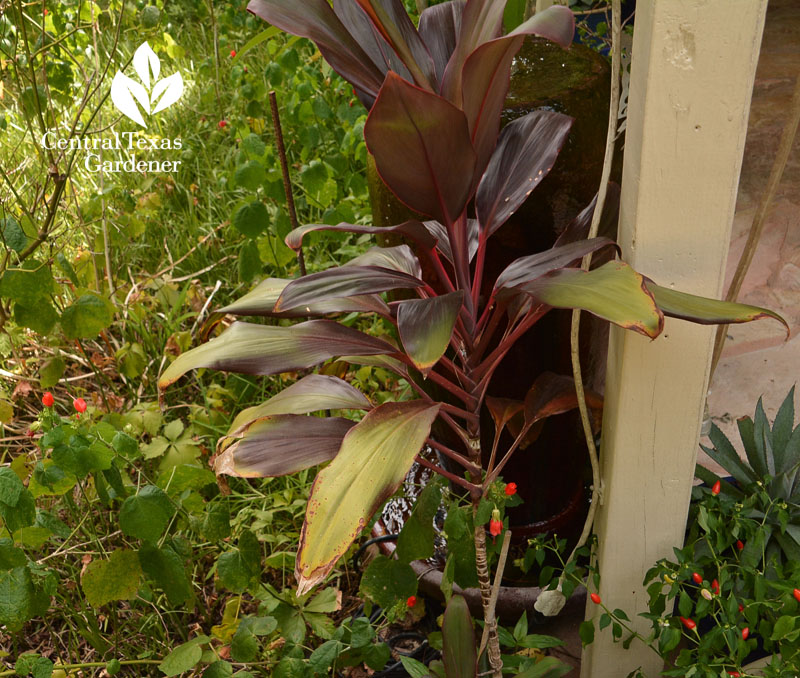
158,0,787,674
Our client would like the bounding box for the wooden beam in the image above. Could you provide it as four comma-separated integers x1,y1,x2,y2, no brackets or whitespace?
580,2,768,677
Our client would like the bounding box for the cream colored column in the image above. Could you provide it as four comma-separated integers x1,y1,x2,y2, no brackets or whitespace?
580,2,768,677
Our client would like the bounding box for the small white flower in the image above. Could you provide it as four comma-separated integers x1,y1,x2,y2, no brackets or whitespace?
534,587,566,617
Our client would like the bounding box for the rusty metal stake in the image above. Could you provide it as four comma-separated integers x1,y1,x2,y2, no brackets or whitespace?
268,90,306,276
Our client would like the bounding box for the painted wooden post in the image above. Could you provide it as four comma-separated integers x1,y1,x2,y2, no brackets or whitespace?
579,2,768,677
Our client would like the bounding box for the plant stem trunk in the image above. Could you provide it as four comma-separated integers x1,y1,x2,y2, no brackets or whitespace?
473,515,503,676
468,419,503,676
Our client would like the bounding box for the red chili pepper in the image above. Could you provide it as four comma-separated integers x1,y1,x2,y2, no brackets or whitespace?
692,572,703,585
679,616,696,630
42,392,54,408
738,603,744,612
712,579,720,595
736,540,744,551
505,482,518,496
793,588,800,603
406,595,417,608
590,593,601,605
230,50,236,58
73,397,87,413
728,672,741,677
741,627,749,640
711,480,721,495
218,120,228,129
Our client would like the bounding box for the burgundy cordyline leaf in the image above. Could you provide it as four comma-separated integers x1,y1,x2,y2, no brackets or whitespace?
215,414,356,478
397,291,465,375
461,34,525,180
494,237,618,291
514,262,664,339
275,265,426,312
218,277,390,318
440,0,508,103
222,373,372,442
158,319,398,390
423,219,479,264
345,244,424,278
364,72,476,225
334,0,413,94
247,0,385,98
418,0,466,84
476,110,574,237
486,396,524,432
442,4,574,107
554,183,621,247
285,220,437,253
351,0,437,89
523,371,603,428
644,281,789,332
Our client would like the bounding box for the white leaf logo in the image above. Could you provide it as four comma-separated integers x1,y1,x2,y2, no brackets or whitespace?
151,72,184,114
111,41,183,127
111,72,149,127
133,42,160,89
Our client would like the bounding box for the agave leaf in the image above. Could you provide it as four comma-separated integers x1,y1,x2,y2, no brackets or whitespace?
397,291,464,375
352,0,437,89
346,244,423,277
442,595,477,678
476,111,573,236
644,282,788,332
295,400,440,593
424,219,479,265
158,320,397,390
783,428,800,494
418,0,465,83
772,387,796,474
215,415,355,477
275,266,426,312
752,398,773,477
513,261,664,339
694,465,745,499
364,72,476,226
222,374,371,449
775,531,800,563
285,220,437,252
703,423,759,486
247,0,385,98
218,278,390,318
523,372,603,429
333,0,413,88
494,238,617,291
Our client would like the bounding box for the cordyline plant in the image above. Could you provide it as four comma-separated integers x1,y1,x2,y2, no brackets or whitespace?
158,0,786,674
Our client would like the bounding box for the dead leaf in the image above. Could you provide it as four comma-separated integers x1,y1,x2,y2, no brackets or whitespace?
12,381,33,399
